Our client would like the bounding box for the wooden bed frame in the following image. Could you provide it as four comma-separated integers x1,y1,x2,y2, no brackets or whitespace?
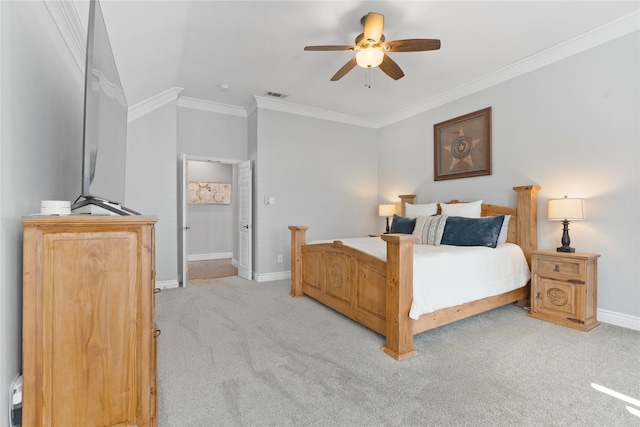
289,185,541,360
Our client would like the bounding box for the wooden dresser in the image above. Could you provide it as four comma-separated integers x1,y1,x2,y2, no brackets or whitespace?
529,249,600,331
22,215,159,426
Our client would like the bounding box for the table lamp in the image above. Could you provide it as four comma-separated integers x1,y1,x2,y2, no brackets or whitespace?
548,196,585,253
378,204,396,233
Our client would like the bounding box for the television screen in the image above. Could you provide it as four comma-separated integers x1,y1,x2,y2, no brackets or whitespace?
80,0,127,206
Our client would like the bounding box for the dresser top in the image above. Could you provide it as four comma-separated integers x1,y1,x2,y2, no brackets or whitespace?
22,214,158,226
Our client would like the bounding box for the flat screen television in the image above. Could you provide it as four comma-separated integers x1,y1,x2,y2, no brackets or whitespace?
71,0,138,215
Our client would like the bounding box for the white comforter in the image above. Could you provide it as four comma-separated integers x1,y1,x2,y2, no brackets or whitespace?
311,237,530,319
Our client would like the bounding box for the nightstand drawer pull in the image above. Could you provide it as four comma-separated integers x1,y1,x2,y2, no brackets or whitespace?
567,279,585,285
553,264,560,272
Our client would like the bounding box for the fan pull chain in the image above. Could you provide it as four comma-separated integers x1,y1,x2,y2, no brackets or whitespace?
365,67,372,88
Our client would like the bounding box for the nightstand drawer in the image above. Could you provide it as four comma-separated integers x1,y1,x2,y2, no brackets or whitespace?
533,256,583,279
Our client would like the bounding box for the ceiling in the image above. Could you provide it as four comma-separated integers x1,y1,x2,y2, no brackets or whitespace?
77,1,639,122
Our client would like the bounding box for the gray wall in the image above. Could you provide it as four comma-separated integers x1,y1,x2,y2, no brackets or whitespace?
253,109,379,278
177,106,247,159
0,1,83,421
126,101,179,284
178,106,248,260
378,33,640,318
187,160,233,257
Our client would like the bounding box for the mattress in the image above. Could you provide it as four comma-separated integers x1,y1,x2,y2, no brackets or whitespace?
311,237,530,319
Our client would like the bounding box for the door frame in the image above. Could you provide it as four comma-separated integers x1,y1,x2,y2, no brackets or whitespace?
178,154,250,286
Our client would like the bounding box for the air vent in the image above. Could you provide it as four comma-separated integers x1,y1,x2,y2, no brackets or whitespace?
265,91,288,99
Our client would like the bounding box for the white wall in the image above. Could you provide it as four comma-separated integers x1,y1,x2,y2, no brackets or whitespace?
378,33,640,320
253,109,379,278
0,1,84,421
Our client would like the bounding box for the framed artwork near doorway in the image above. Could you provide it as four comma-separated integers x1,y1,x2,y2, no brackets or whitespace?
187,181,231,204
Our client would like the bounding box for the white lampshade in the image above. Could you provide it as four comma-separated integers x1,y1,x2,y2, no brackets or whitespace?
356,48,384,68
378,204,396,217
548,197,585,221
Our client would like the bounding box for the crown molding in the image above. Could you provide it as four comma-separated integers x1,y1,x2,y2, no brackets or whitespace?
378,9,640,127
46,4,638,127
253,96,378,128
178,97,247,117
128,87,184,122
44,0,86,76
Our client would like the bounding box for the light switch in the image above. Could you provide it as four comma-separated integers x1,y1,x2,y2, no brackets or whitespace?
264,196,276,205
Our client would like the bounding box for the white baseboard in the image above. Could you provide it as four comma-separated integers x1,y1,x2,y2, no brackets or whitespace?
188,252,233,261
254,271,291,282
598,308,640,331
156,279,180,289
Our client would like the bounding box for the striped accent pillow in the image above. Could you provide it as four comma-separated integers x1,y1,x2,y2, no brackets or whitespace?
413,215,448,245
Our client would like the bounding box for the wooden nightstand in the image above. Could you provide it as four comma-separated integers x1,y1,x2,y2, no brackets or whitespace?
529,250,600,331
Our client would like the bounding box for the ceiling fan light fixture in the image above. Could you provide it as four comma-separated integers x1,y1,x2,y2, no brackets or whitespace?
355,48,384,69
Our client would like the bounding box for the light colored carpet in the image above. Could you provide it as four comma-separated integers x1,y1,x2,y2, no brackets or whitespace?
155,277,640,426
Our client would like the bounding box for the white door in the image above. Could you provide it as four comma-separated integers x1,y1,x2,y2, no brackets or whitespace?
179,154,189,286
237,160,252,279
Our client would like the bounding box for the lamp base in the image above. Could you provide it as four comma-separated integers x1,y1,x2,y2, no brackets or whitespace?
557,220,575,253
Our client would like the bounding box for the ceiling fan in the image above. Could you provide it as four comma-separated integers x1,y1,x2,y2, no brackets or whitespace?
304,12,441,81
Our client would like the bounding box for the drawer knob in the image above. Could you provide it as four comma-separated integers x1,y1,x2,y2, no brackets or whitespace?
553,264,560,272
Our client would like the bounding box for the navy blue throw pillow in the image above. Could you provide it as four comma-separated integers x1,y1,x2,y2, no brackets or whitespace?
389,214,416,234
441,215,505,248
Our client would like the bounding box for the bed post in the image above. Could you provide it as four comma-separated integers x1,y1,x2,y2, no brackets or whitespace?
512,185,541,267
288,226,308,297
381,233,419,360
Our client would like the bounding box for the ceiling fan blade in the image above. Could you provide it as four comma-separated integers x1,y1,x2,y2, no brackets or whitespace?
363,12,384,43
330,57,357,81
385,39,441,52
379,55,404,80
304,45,355,51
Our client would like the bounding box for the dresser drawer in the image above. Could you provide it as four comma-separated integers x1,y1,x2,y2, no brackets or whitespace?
533,256,583,279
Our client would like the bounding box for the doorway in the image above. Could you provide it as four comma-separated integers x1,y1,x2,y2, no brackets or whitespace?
178,155,252,286
188,258,237,281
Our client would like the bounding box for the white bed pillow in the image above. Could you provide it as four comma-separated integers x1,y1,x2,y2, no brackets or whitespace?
404,202,438,219
497,215,511,245
440,200,482,218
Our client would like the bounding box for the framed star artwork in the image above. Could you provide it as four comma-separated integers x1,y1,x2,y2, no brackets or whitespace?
433,107,492,181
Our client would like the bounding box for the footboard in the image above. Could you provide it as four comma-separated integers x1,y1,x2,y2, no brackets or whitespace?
289,226,419,360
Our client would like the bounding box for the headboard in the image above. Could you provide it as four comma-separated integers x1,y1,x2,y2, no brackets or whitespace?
398,185,540,266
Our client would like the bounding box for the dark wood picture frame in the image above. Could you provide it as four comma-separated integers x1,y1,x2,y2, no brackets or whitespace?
434,107,492,181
